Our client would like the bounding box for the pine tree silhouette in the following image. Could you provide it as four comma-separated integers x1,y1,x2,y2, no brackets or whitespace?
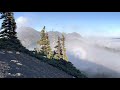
0,12,17,39
0,12,26,51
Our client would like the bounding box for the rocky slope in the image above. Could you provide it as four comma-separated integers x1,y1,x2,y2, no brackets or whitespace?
0,50,73,78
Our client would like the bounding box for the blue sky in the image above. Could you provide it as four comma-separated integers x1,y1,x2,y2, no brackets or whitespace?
1,12,120,37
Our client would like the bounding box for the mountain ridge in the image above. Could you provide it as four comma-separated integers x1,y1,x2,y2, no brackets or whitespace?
16,26,82,50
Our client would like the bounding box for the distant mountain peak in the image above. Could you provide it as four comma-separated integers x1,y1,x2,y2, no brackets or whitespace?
69,32,81,36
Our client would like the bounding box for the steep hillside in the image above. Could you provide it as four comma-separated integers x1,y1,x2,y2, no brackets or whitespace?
0,50,73,78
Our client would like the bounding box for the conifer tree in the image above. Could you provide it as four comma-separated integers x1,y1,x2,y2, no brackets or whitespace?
61,33,68,62
0,12,17,39
0,12,26,51
54,36,63,60
37,26,53,59
37,26,47,56
45,33,53,59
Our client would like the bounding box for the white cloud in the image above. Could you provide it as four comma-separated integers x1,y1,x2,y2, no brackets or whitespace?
16,16,29,27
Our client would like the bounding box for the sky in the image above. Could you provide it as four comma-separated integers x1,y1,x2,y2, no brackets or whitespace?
1,12,120,37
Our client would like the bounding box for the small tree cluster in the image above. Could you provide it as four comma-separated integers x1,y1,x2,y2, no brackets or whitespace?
36,26,68,62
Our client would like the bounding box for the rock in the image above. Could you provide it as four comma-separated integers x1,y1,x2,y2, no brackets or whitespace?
7,51,13,54
10,60,19,63
15,73,22,77
8,73,11,75
16,52,20,54
16,63,22,66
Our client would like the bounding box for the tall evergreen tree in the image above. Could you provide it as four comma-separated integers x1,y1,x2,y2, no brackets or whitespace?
54,36,63,60
0,12,17,39
45,32,53,59
61,33,68,62
0,12,26,51
37,26,47,56
37,26,53,59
